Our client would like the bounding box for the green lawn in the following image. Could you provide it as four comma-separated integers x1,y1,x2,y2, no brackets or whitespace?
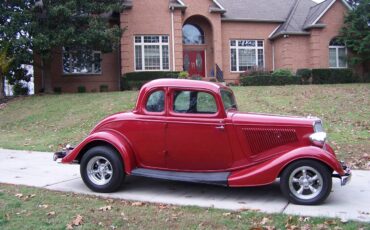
0,84,369,168
0,184,369,230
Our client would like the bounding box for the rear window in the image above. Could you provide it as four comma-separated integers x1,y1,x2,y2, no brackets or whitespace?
146,90,165,112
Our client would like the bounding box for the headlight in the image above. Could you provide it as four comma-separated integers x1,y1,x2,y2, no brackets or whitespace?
313,120,324,132
310,132,327,147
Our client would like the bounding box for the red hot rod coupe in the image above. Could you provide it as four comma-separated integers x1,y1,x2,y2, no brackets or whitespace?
54,79,351,205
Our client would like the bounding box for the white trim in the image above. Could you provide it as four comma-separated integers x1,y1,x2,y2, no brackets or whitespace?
171,10,176,71
134,35,170,71
272,43,275,71
329,45,348,68
312,0,352,26
268,25,281,39
204,49,207,78
213,0,225,10
176,0,185,6
229,39,265,72
62,48,102,75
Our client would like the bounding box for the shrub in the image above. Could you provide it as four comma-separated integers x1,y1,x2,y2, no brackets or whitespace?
296,69,312,84
272,69,293,78
190,75,203,81
178,71,189,79
77,86,86,93
240,67,270,77
53,87,62,94
100,85,109,92
311,69,354,84
240,75,300,86
121,71,180,90
13,82,29,96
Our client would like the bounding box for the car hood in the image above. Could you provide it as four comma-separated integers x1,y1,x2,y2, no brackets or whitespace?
228,111,319,127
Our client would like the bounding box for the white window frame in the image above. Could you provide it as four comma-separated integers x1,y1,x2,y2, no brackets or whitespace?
134,35,170,71
329,45,348,69
229,39,265,73
62,48,102,75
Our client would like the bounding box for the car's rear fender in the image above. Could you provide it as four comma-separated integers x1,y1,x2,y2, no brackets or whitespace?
61,130,136,174
228,146,345,187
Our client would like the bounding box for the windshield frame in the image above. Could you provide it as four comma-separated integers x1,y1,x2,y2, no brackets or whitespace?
220,89,238,112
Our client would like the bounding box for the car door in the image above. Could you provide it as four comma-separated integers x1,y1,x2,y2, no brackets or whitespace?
165,89,233,171
127,88,167,169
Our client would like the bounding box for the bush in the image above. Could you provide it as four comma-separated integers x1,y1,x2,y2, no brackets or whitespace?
311,69,354,84
100,85,108,92
121,71,180,90
296,69,312,84
240,67,270,77
240,75,300,86
13,82,29,96
77,86,86,93
271,69,293,78
53,87,62,94
178,71,189,79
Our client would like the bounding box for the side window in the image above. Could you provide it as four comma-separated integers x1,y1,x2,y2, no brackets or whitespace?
173,90,217,114
146,90,165,112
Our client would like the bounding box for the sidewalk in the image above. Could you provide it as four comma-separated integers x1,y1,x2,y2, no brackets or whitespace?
0,148,369,222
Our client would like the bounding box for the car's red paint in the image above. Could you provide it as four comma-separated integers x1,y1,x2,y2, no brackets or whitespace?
61,79,347,187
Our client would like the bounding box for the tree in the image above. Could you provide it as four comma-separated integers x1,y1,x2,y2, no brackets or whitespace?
340,0,370,73
0,0,123,94
0,44,14,99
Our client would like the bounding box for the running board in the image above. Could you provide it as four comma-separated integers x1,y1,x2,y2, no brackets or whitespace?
131,168,230,186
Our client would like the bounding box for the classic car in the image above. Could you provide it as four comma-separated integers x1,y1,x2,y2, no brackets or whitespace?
54,79,351,205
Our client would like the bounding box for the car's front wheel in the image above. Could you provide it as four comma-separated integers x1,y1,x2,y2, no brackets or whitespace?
80,146,125,193
280,160,332,205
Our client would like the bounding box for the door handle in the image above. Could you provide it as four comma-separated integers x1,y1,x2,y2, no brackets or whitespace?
215,125,225,130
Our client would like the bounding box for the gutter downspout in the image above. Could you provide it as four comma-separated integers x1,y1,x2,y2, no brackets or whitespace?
272,42,275,71
170,7,176,71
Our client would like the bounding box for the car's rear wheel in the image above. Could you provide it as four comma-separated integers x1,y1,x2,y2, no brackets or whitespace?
280,160,332,205
80,146,125,193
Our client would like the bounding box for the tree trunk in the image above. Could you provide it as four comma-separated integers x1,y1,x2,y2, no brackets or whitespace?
41,58,53,93
0,74,5,99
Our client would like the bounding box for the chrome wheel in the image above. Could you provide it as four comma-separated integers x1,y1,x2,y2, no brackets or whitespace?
86,156,113,186
288,166,323,200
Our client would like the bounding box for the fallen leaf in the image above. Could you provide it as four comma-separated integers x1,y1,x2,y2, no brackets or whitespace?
260,217,270,225
15,193,23,198
66,224,73,230
38,204,48,209
72,214,83,226
222,212,231,217
264,226,276,230
47,211,56,217
131,202,144,206
301,224,311,230
99,205,112,211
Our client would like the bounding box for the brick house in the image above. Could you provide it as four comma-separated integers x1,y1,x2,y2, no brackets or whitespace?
34,0,351,93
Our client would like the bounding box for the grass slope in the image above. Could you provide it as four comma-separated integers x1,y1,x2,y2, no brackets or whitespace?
0,84,369,168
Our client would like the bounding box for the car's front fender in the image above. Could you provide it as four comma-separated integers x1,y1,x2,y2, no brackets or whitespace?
228,146,345,187
61,129,136,174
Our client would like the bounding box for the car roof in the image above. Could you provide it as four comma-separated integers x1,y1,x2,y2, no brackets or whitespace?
142,79,229,93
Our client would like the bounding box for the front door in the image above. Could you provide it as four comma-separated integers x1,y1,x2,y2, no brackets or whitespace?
183,50,205,77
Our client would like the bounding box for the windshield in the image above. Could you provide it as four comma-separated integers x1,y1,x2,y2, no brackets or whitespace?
220,89,237,111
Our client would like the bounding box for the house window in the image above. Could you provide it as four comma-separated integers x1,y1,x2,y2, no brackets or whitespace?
182,24,205,45
134,35,170,71
329,38,347,68
63,48,101,74
230,40,264,72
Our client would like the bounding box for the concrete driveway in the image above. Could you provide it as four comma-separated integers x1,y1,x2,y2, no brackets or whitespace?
0,148,369,222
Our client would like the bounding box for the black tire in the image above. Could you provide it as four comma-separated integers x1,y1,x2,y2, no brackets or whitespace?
80,146,125,193
280,159,332,205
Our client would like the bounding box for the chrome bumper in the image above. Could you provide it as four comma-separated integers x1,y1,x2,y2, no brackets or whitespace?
53,145,74,163
333,161,352,186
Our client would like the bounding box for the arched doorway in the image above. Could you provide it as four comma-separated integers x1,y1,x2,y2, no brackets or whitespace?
182,16,213,78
